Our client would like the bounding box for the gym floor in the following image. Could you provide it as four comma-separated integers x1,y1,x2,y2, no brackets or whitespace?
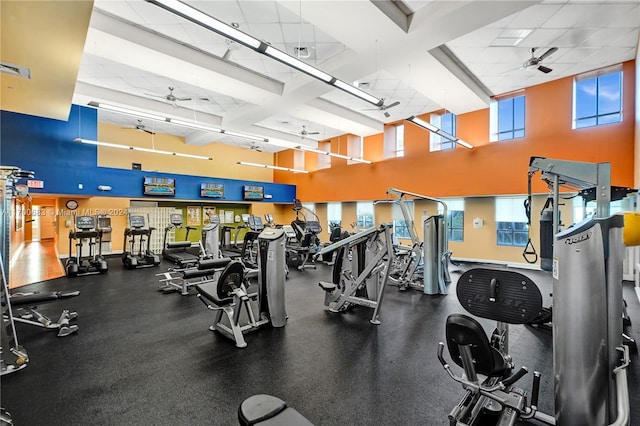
2,258,639,425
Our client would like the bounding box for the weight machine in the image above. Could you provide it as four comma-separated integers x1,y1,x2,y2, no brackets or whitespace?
317,224,394,325
385,188,451,294
526,156,635,424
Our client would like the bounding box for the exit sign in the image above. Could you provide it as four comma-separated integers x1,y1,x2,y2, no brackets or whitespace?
27,180,44,189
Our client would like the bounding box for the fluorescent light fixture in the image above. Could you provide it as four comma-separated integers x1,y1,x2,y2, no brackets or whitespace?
237,161,308,174
89,101,271,144
74,138,212,160
295,146,372,164
88,101,167,122
170,118,222,133
144,0,385,108
146,0,262,49
333,79,383,106
223,130,268,143
407,116,474,150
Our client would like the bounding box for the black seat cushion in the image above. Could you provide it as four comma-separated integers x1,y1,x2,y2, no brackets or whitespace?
445,313,508,378
195,261,244,306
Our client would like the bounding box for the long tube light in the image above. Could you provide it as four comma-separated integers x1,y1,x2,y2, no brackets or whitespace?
295,145,372,164
145,0,385,108
74,138,213,160
237,161,308,174
407,116,474,150
88,101,269,143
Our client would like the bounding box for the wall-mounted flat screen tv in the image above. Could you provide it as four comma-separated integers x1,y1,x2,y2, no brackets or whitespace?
201,183,224,198
143,176,175,196
243,185,264,201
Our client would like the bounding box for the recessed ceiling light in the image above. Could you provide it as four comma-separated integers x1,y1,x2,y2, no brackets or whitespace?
490,29,532,47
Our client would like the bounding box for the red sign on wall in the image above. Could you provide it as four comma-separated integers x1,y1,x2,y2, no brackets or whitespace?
27,180,44,188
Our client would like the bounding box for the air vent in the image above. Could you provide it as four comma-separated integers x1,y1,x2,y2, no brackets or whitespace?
0,61,31,79
294,46,310,59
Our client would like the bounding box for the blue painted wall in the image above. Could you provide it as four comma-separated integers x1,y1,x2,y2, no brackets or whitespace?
1,105,296,203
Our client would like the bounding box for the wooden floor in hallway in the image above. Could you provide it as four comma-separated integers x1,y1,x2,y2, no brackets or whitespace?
9,240,64,288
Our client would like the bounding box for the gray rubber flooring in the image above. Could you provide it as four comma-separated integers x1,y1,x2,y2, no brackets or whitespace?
2,258,639,425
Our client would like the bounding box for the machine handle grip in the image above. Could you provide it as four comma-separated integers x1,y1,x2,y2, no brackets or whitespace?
489,278,498,302
502,366,528,387
437,342,447,367
530,371,541,408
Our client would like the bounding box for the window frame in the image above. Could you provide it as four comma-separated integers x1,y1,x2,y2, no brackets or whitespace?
495,196,528,247
573,68,622,129
490,94,525,142
430,112,456,152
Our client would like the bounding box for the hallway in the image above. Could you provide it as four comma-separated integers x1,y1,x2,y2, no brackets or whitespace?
9,240,64,288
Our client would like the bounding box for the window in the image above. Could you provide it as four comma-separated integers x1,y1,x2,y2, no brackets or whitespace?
293,150,305,171
395,124,404,157
327,202,342,231
495,197,528,246
347,135,364,165
392,200,413,240
356,201,374,228
430,112,456,151
573,196,626,223
317,141,331,170
438,199,464,242
491,95,525,141
383,123,405,158
574,69,622,129
299,202,316,221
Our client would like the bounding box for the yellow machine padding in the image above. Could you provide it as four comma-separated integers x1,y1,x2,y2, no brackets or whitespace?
623,212,640,246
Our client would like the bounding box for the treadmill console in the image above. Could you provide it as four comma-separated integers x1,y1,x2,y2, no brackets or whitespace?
76,216,96,230
130,215,146,229
170,213,183,226
252,216,264,231
306,221,321,233
208,213,220,224
241,213,250,224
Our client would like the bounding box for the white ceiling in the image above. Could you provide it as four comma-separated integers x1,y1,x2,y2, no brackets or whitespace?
71,0,639,152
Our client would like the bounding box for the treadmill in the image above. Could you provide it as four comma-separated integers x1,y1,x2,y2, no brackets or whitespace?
162,212,199,268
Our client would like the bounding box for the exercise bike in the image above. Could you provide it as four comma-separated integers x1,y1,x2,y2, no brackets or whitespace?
65,215,108,277
122,214,160,269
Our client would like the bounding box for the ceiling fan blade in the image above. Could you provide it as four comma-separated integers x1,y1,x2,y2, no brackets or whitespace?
143,129,156,135
176,97,192,101
537,65,553,74
538,47,558,61
384,111,391,118
382,101,400,110
307,131,320,135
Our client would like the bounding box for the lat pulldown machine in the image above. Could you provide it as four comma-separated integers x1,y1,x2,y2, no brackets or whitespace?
386,188,451,294
526,156,636,425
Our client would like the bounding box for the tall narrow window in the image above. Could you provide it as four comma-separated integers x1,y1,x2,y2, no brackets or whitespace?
327,202,342,231
497,95,525,141
316,141,331,170
392,200,413,239
495,197,528,247
430,112,456,151
574,69,622,129
438,198,464,242
395,124,405,157
347,135,364,165
356,201,374,228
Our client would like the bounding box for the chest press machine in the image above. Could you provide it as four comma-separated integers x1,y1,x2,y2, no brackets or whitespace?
317,223,394,325
195,228,287,348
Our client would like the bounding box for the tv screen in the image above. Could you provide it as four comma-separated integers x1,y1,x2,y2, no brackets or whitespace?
143,176,175,196
201,183,224,198
243,185,264,201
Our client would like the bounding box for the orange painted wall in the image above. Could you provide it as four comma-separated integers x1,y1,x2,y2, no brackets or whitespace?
276,61,636,202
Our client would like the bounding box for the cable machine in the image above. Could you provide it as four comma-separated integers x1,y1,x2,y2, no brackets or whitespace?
386,188,451,294
527,156,634,424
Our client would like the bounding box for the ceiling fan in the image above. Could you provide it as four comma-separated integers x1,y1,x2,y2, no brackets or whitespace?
298,125,320,137
247,142,263,152
122,120,156,135
363,100,400,118
520,47,558,74
145,86,192,107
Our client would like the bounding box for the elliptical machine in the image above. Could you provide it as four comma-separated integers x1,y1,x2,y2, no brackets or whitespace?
123,214,160,269
65,215,108,277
